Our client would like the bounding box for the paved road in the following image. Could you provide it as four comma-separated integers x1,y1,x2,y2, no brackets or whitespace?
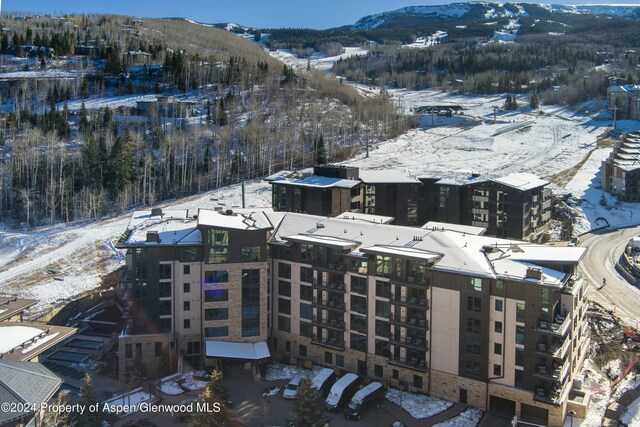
579,225,640,326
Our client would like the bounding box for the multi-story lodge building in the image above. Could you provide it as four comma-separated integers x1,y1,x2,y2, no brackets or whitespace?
265,166,552,242
117,208,588,426
607,77,640,121
601,131,640,201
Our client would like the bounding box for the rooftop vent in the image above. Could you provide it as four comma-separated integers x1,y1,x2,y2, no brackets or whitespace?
224,209,234,216
151,207,163,217
316,223,325,229
146,231,160,243
526,267,542,280
482,245,499,253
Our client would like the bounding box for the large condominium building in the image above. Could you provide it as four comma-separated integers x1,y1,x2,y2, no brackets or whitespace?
608,77,640,121
268,213,589,426
266,166,552,242
116,208,588,426
115,208,275,380
601,131,640,201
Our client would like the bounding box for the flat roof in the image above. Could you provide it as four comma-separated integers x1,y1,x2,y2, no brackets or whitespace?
283,234,360,249
422,221,486,236
0,322,76,361
264,170,360,189
360,245,442,263
197,209,273,231
359,170,419,184
0,298,38,322
205,341,270,360
337,212,395,224
493,173,549,191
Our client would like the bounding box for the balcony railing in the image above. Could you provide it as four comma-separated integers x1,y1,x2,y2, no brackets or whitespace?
538,338,571,361
389,334,428,350
312,335,345,350
388,357,428,372
537,314,571,337
312,316,345,330
534,360,569,382
390,294,429,309
534,379,570,406
390,275,429,287
388,313,428,330
312,279,346,293
312,298,345,311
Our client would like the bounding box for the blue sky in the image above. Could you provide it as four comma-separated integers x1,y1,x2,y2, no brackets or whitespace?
5,1,640,29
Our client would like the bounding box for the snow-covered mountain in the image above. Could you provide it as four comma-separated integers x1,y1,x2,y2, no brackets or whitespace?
352,2,640,30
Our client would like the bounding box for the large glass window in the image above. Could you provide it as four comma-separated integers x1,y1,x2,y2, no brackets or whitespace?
351,276,367,294
204,270,228,283
207,229,229,263
516,303,526,323
515,348,525,366
375,300,390,317
375,281,391,298
205,327,228,337
278,316,291,332
467,318,481,334
350,334,367,352
278,262,291,279
515,326,525,345
351,295,367,314
375,320,390,337
278,298,291,315
300,266,314,283
205,308,228,321
468,278,482,292
467,296,481,312
241,246,261,262
300,244,314,264
466,338,481,355
159,301,171,316
204,289,228,302
300,285,313,302
159,264,172,280
300,303,312,320
278,280,291,297
159,282,171,298
375,339,390,357
242,269,260,337
351,314,367,334
300,321,312,338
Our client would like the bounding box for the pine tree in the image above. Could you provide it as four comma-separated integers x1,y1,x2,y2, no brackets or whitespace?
530,93,540,110
288,380,328,427
42,392,71,427
190,370,230,427
316,134,327,165
217,99,228,126
72,374,103,426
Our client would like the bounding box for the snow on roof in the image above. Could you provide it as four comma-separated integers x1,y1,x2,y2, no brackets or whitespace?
268,212,577,285
0,323,76,360
329,373,359,397
0,298,38,322
197,209,273,231
337,212,395,224
493,172,548,191
284,234,360,249
311,368,335,389
126,212,199,246
422,221,486,236
0,326,43,354
351,382,383,404
205,340,270,360
359,169,419,184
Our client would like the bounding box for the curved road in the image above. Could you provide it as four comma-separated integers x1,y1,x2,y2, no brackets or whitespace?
579,225,640,327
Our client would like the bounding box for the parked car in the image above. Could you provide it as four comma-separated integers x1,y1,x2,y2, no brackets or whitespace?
283,374,308,399
310,368,337,398
325,373,359,411
344,382,386,420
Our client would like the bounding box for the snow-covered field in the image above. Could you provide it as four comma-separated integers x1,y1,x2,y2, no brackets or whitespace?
269,47,368,72
385,387,453,419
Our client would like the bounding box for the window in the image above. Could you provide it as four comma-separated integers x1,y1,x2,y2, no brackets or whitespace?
325,352,332,364
468,278,482,292
413,375,423,389
207,229,229,263
300,303,312,320
159,300,171,316
159,282,171,298
241,246,261,262
375,320,390,338
493,364,502,377
278,280,291,297
300,244,314,264
495,299,503,312
183,283,190,293
496,280,504,290
516,303,525,323
299,345,307,357
242,269,261,338
278,262,291,279
515,326,525,345
351,314,367,334
515,369,524,387
467,296,481,312
393,370,399,380
495,321,503,334
300,321,312,338
336,354,344,367
375,300,390,317
300,267,314,283
351,276,367,294
184,301,190,311
205,308,228,321
374,365,383,378
205,270,228,283
515,348,524,366
350,334,367,351
187,342,201,355
125,344,132,359
466,338,481,355
278,316,291,332
204,289,228,302
351,295,367,314
184,319,190,329
494,343,502,355
375,280,391,298
182,247,198,262
278,298,291,315
375,340,390,357
205,327,228,337
285,341,291,353
136,343,142,356
155,342,162,357
183,265,190,275
467,318,481,334
159,318,171,332
300,285,313,302
159,264,172,280
465,360,480,376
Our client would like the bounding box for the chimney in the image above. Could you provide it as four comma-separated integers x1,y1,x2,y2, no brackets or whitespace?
526,267,542,280
146,231,160,243
151,207,163,217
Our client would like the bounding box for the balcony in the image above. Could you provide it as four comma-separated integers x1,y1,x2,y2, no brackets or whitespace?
312,298,345,311
389,313,428,330
312,316,345,331
534,379,570,406
390,294,429,309
537,314,571,337
543,198,552,210
391,275,429,288
313,260,345,272
389,357,428,372
389,334,428,350
537,338,570,361
312,335,345,350
312,279,346,293
534,360,569,382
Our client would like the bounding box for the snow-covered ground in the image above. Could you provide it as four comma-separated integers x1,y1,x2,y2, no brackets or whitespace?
403,31,448,49
433,408,483,427
385,387,453,419
264,362,322,381
0,70,87,80
269,47,368,72
60,94,160,112
622,393,640,425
